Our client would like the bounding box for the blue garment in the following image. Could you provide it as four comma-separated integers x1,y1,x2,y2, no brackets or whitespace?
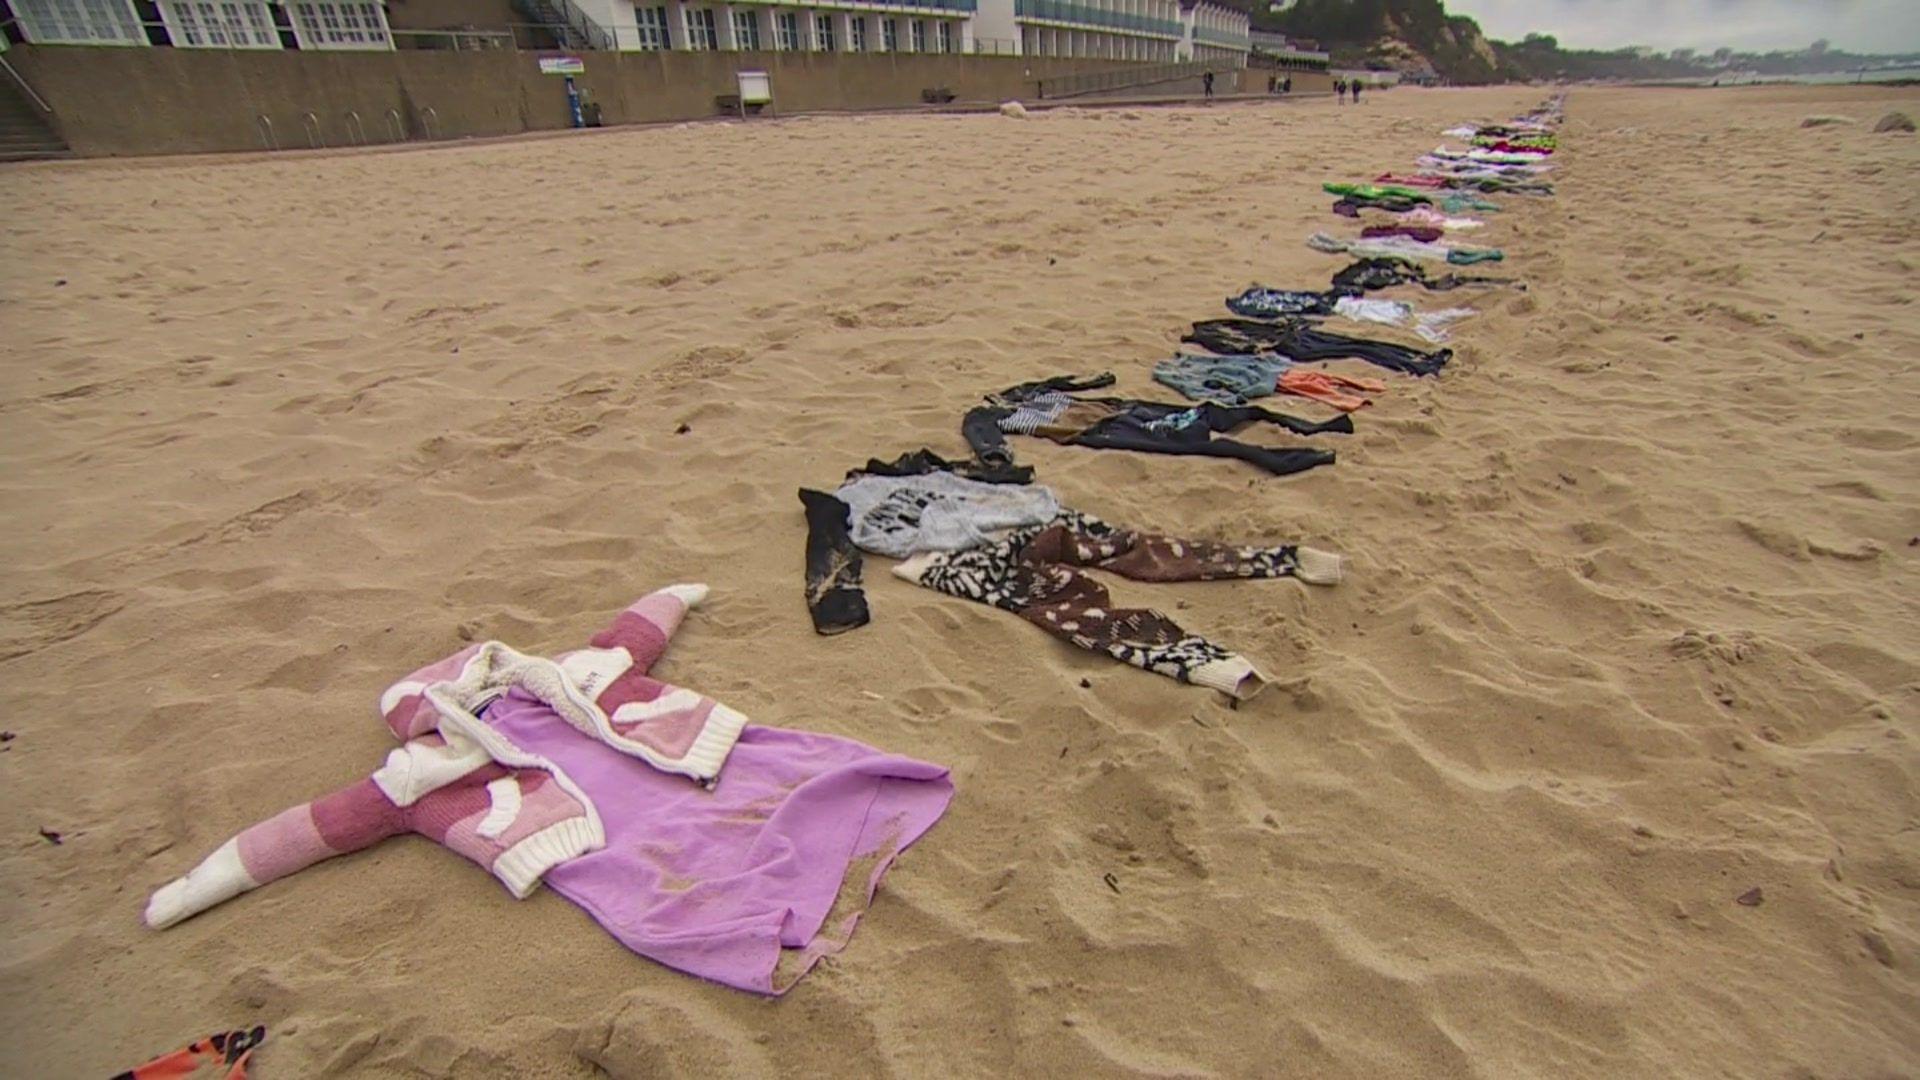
1152,354,1293,407
1445,248,1504,265
1225,286,1336,320
1142,407,1204,434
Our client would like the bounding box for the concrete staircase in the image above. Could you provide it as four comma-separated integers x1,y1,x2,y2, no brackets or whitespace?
0,60,69,162
509,0,610,50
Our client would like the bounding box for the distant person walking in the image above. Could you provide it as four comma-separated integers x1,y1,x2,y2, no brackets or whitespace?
1335,78,1347,103
1283,76,1292,94
1352,79,1363,104
1203,71,1215,98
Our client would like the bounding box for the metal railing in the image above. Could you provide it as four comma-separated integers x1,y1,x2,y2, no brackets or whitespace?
1014,0,1182,37
504,21,583,50
1037,59,1212,98
392,28,513,50
1247,48,1328,71
967,37,1019,55
514,21,990,53
520,18,982,52
740,0,979,10
230,104,446,152
1251,46,1329,62
554,0,616,49
0,54,52,112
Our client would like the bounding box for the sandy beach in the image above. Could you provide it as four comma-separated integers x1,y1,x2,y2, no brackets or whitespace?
2,82,1917,1076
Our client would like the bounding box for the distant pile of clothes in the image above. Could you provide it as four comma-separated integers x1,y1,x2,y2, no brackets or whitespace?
800,96,1568,701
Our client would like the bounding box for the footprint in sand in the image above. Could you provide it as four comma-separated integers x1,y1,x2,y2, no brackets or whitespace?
1833,426,1915,452
0,590,125,662
1735,518,1884,562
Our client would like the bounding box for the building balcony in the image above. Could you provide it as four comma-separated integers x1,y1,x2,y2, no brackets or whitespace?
1192,25,1248,47
1252,45,1327,63
1013,0,1183,38
707,0,980,12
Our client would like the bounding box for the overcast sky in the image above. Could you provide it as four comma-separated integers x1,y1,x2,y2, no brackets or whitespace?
1445,0,1920,53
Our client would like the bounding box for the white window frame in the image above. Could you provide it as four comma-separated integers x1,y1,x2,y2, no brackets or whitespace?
730,8,759,49
774,10,798,50
880,16,896,51
286,1,391,51
159,0,280,48
813,12,833,50
12,0,147,45
909,19,924,52
936,20,951,53
684,6,716,49
848,16,865,51
633,4,669,50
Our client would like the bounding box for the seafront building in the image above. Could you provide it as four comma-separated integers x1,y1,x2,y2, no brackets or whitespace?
0,0,1327,158
3,0,1252,64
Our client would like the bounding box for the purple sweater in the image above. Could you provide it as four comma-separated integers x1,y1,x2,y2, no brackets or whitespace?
145,587,953,994
487,695,952,991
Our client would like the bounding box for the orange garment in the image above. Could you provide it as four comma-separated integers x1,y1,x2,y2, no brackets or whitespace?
1277,369,1386,412
113,1027,263,1080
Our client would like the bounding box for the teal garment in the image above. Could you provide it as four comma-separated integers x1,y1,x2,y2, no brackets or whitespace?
1446,248,1504,265
1440,194,1500,213
1470,177,1554,195
1152,354,1292,407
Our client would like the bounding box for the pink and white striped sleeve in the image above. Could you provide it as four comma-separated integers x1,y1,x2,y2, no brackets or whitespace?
587,584,708,675
144,778,406,929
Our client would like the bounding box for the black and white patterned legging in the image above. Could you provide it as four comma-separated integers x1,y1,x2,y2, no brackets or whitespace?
895,512,1342,699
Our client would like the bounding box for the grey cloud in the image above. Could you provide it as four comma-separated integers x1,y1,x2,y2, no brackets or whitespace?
1446,0,1920,53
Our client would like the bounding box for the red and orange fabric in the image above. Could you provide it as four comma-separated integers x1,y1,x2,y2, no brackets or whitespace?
1277,369,1386,412
1361,224,1445,242
112,1026,264,1080
1373,172,1451,188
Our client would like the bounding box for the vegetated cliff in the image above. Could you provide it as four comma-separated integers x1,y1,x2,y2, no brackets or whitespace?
1247,0,1920,84
1252,0,1516,82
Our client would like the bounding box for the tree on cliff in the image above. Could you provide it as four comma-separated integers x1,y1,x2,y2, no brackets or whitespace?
1237,0,1917,83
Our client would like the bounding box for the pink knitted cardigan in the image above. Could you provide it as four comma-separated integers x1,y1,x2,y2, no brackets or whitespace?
145,585,744,929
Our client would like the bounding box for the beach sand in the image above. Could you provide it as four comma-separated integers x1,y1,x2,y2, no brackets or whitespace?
2,83,1916,1077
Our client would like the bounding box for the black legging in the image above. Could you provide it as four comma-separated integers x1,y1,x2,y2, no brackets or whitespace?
1182,318,1452,377
1273,326,1451,377
1081,397,1353,437
1073,407,1337,477
962,397,1351,478
1329,257,1515,295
